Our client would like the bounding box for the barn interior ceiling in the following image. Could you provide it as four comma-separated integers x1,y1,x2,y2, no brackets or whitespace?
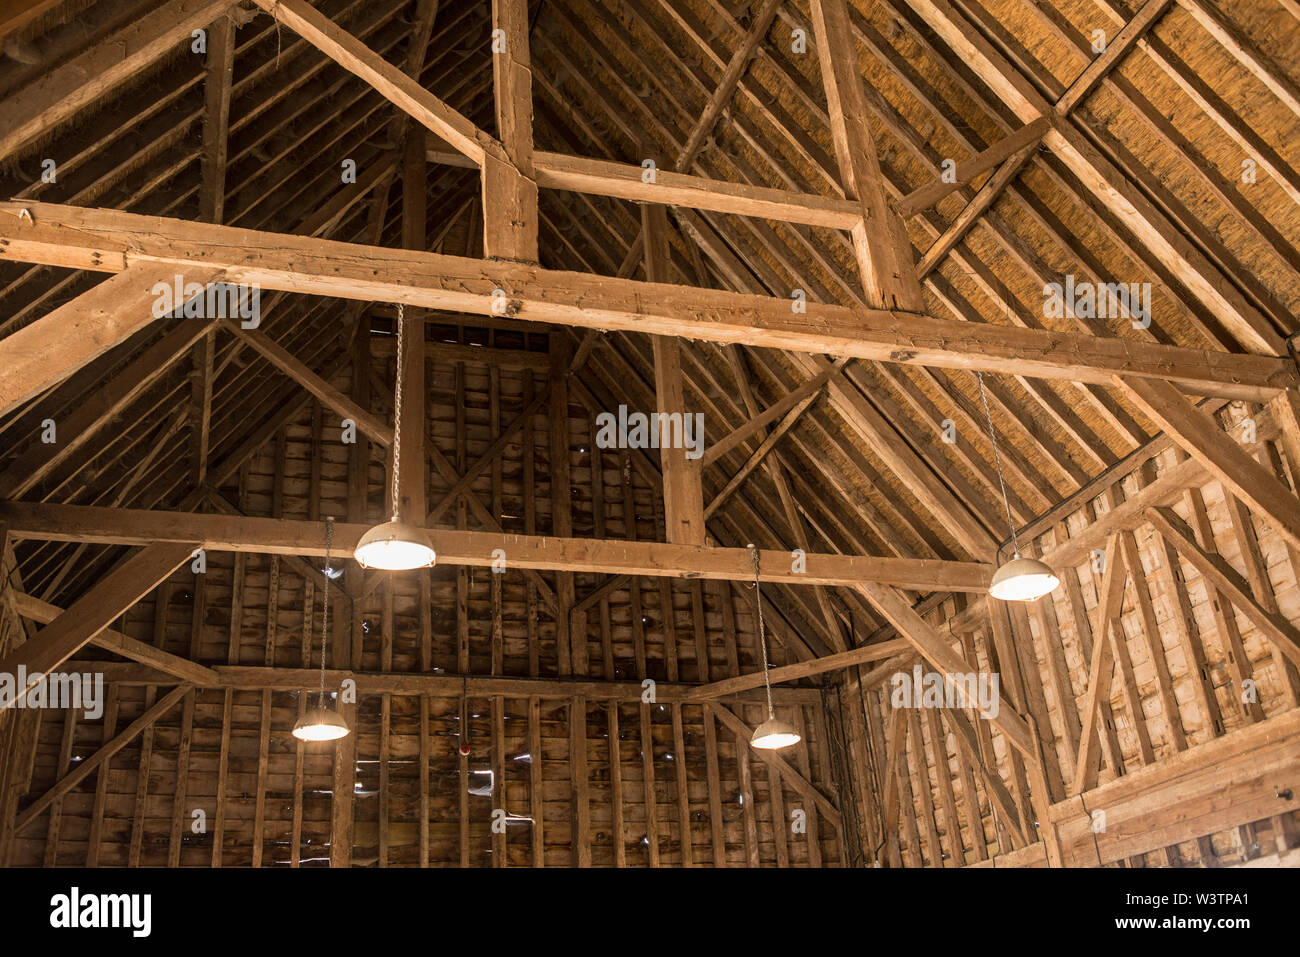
0,0,1296,880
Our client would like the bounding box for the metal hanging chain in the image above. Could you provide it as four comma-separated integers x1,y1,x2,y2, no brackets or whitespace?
390,302,405,523
975,371,1020,558
318,516,334,707
748,544,775,720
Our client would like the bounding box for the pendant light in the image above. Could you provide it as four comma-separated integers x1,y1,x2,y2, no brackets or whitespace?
747,545,801,750
355,302,437,570
976,371,1060,602
294,518,350,741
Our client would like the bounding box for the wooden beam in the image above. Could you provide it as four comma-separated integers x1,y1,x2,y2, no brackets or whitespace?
1072,534,1126,794
1147,506,1300,670
679,0,783,166
2,202,1293,400
1053,0,1175,116
704,373,833,519
397,131,428,522
901,0,1283,354
894,117,1049,216
199,11,236,224
250,0,497,165
486,0,538,261
1270,389,1300,484
711,703,842,825
0,502,995,592
532,151,861,229
1119,376,1300,552
0,0,232,162
644,199,706,545
424,387,549,523
0,543,196,708
11,592,219,686
1043,709,1300,866
682,641,911,701
221,318,394,447
916,141,1039,278
880,706,906,865
0,265,223,418
0,318,214,498
809,0,923,310
702,359,844,467
855,582,1036,760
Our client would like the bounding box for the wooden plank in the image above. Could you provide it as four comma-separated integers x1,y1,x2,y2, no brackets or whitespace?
3,202,1291,399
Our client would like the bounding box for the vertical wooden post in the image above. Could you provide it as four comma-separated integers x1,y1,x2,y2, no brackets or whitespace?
643,198,706,545
485,0,537,261
808,0,923,311
550,337,576,674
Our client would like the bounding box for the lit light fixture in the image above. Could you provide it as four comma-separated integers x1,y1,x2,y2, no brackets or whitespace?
294,517,350,742
746,544,801,751
353,518,436,570
751,716,802,750
976,371,1060,602
355,302,437,571
293,705,349,742
989,556,1060,602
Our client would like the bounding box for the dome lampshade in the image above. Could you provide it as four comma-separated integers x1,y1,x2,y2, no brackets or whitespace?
292,704,349,741
353,519,436,571
750,717,801,750
989,556,1060,602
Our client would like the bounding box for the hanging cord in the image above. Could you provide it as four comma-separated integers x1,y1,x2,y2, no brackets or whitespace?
975,371,1019,558
747,544,775,720
318,517,334,708
461,674,471,752
390,303,405,523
